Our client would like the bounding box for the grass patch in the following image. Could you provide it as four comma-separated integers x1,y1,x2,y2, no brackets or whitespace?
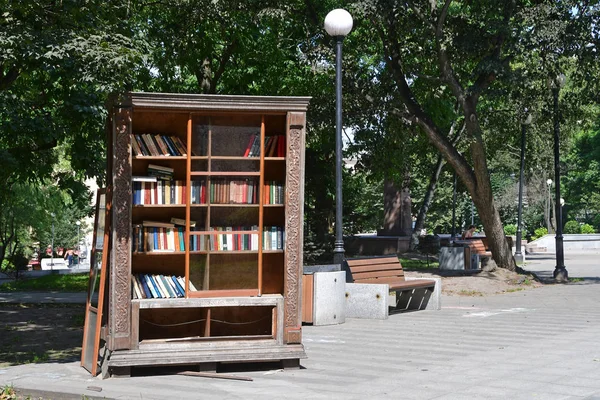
570,277,584,283
458,289,484,297
505,288,524,293
0,273,89,292
399,258,439,269
1,384,16,399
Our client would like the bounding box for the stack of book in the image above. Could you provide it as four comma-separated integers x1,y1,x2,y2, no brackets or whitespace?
210,178,257,204
131,274,198,299
264,181,285,204
132,221,186,252
131,133,188,157
132,165,193,205
263,226,285,250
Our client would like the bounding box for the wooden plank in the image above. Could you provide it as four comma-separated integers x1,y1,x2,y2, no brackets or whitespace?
177,370,253,381
357,277,434,289
352,269,405,280
301,275,314,323
349,264,404,273
346,257,399,267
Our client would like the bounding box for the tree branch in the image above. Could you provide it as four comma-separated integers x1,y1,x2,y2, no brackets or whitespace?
379,16,475,190
434,0,465,106
468,1,515,102
211,39,238,94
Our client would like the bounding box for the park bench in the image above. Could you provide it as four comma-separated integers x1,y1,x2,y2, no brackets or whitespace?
344,256,438,313
454,238,492,269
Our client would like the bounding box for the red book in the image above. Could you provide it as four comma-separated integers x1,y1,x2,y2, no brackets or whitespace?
243,135,255,157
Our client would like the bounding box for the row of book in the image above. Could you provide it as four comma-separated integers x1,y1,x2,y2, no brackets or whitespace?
132,178,187,205
264,181,285,204
198,226,260,251
210,178,258,204
243,135,286,157
195,226,284,251
132,222,186,252
132,133,188,157
131,274,198,299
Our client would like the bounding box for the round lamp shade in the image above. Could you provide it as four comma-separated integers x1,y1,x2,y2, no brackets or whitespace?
324,9,353,37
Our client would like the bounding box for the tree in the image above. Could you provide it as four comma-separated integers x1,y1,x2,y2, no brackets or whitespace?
350,1,600,271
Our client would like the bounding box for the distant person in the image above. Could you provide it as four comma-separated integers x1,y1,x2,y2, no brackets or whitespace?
461,225,477,239
65,249,74,267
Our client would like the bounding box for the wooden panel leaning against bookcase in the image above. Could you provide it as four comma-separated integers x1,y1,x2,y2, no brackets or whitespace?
105,92,310,376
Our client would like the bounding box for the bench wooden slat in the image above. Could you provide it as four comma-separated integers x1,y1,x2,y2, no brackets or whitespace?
346,257,400,267
349,264,405,273
356,277,435,290
353,269,405,280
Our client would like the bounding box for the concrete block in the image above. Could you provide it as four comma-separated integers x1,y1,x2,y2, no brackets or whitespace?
403,277,442,310
312,271,346,326
439,247,465,270
345,283,389,320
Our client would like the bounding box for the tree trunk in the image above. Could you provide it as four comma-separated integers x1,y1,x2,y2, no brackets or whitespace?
410,154,444,250
380,179,412,236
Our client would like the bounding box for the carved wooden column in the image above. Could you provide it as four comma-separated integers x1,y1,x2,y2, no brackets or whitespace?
109,104,133,350
284,111,306,344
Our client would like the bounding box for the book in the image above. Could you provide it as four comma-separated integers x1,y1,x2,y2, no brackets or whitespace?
143,220,175,228
132,176,158,183
147,164,174,175
172,275,185,296
170,217,196,227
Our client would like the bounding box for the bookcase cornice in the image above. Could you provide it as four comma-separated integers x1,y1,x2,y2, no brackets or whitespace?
126,92,311,113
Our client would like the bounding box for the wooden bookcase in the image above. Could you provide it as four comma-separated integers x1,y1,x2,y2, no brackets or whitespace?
105,93,310,375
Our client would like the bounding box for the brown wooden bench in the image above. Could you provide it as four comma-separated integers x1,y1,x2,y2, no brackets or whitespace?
454,238,492,269
344,256,436,311
455,238,492,257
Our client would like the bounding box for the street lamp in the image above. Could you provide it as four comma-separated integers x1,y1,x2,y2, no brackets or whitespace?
546,178,553,232
515,111,532,264
50,212,56,272
325,8,353,265
549,73,568,281
76,221,81,266
451,172,457,241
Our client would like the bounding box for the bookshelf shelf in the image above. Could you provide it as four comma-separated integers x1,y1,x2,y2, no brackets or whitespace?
190,171,261,177
105,92,309,377
133,156,187,160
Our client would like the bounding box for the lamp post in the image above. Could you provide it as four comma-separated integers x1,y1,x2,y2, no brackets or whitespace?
550,74,568,281
546,178,553,232
451,172,457,241
76,221,81,266
50,212,56,272
325,9,353,266
514,111,532,264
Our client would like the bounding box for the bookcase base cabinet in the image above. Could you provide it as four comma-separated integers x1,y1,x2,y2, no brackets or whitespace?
106,295,306,374
106,93,310,376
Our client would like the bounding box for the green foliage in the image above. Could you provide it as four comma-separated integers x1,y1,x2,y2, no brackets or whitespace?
532,227,548,241
504,224,517,236
564,126,600,225
581,224,596,234
0,273,89,292
563,220,581,234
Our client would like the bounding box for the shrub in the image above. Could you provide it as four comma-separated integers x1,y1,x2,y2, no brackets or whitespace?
531,227,548,241
503,224,517,236
563,220,581,234
581,223,596,234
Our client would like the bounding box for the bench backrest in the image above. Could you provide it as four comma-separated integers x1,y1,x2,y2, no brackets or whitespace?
344,256,405,284
456,239,488,255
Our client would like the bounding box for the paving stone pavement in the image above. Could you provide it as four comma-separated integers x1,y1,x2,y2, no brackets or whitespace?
1,253,599,399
